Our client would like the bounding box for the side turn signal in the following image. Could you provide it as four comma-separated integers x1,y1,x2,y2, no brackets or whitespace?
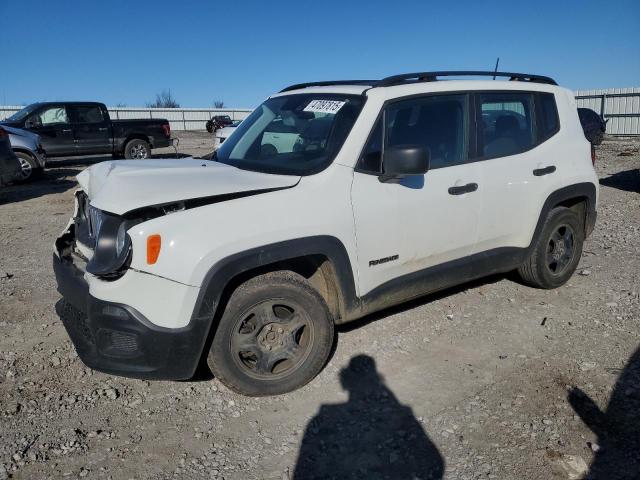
146,234,161,264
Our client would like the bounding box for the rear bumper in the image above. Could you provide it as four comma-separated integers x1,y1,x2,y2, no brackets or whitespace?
53,251,208,380
151,136,173,149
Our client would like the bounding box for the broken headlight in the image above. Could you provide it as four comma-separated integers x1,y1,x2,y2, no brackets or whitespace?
86,210,134,278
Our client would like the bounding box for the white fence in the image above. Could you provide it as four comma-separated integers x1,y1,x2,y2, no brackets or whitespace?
2,87,639,134
0,106,253,131
575,88,640,135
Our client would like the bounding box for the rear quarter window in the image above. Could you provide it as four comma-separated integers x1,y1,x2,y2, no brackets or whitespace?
536,93,560,141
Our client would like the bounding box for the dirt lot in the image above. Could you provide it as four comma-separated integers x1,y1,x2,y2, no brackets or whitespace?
0,133,638,480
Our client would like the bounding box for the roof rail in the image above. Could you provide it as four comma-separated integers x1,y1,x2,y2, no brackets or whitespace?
279,71,557,93
280,80,377,93
378,71,557,86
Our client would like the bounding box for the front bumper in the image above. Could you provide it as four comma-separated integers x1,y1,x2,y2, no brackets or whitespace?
35,146,47,168
53,247,208,381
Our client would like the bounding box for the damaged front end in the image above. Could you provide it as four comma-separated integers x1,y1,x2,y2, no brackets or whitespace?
52,190,206,380
56,190,181,281
56,191,133,280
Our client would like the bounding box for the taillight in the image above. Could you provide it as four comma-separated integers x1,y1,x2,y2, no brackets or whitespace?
162,123,171,137
0,127,6,138
591,145,596,165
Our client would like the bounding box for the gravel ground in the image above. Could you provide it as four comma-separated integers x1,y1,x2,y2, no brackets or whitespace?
0,133,638,480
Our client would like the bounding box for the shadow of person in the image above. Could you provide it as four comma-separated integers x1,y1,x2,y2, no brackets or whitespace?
293,355,444,480
568,345,640,479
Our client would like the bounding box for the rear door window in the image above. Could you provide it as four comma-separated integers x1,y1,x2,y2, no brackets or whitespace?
478,93,535,159
72,105,105,124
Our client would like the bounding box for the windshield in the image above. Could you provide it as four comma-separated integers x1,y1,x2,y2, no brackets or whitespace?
5,103,41,122
216,94,365,175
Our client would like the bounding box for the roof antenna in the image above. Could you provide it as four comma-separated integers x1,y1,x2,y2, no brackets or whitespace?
492,57,500,80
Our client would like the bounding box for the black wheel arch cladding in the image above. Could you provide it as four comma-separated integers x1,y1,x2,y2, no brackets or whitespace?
191,182,597,366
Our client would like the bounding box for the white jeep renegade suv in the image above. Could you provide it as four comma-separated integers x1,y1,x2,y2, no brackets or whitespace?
53,71,598,396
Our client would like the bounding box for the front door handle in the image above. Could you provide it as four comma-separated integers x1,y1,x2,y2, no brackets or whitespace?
62,129,72,133
98,127,108,132
448,183,478,195
533,165,556,176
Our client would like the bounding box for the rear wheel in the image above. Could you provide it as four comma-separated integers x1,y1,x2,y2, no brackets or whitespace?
15,152,42,182
207,271,335,396
124,139,151,159
518,207,584,289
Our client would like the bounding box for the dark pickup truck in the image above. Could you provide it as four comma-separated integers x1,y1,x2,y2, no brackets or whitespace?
0,102,173,159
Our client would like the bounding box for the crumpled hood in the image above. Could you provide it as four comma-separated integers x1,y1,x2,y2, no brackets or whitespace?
77,158,300,215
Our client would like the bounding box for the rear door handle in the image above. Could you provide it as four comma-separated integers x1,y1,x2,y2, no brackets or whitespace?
533,165,556,176
448,183,478,195
62,129,72,133
98,127,108,132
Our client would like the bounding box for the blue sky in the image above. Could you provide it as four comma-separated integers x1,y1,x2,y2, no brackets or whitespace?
2,0,639,108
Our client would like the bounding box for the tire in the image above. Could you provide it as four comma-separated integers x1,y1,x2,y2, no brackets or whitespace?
207,271,335,396
206,120,214,133
518,206,584,289
15,152,43,182
123,139,151,160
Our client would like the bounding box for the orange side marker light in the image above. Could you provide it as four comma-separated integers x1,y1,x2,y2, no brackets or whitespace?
147,234,161,264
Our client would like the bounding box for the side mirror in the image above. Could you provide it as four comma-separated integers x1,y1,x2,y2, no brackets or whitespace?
379,145,430,183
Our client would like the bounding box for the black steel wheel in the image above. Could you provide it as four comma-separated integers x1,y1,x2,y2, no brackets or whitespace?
545,224,576,276
518,206,584,289
208,271,334,396
231,300,314,379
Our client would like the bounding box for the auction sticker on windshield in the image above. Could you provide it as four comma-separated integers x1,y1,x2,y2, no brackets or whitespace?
303,100,346,115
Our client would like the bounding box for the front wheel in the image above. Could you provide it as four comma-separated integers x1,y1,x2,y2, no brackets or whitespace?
124,139,151,159
15,152,43,182
207,271,335,396
518,207,584,289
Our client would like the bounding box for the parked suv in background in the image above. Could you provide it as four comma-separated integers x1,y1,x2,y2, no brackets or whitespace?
213,120,241,150
4,125,47,181
206,114,233,133
1,102,173,159
578,107,607,145
53,71,598,396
